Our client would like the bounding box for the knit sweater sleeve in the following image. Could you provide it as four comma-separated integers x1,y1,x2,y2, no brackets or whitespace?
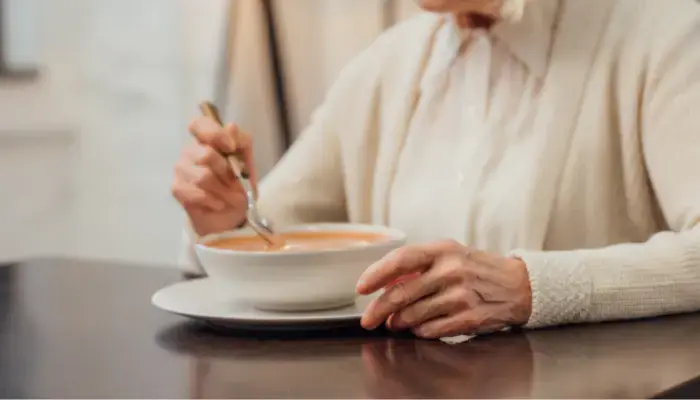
255,27,398,226
512,9,700,329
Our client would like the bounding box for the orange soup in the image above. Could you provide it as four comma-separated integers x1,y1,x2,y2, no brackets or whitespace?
205,231,388,252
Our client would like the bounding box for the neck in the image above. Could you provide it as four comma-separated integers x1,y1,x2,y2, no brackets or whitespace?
455,12,498,30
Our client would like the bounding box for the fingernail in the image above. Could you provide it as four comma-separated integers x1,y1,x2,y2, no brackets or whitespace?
386,315,399,331
356,267,375,292
385,320,394,332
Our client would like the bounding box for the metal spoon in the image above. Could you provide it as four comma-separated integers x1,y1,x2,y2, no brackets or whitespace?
198,101,285,248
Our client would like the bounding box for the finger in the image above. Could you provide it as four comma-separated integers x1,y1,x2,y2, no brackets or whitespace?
413,306,502,339
176,163,243,207
182,145,237,189
385,314,396,331
357,240,464,295
171,182,226,212
361,270,444,330
391,288,470,331
188,118,243,154
199,122,258,192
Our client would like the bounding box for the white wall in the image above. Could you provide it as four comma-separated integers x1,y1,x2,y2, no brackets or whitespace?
0,0,83,262
0,0,421,267
0,0,186,265
69,0,187,265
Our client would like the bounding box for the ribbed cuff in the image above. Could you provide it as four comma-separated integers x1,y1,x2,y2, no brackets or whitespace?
509,249,593,329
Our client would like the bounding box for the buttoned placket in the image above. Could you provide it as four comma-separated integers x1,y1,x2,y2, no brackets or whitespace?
454,30,494,243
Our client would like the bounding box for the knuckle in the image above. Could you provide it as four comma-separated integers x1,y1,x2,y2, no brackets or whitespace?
388,282,411,307
439,239,462,251
170,182,181,198
456,299,472,312
173,160,189,175
214,128,236,153
190,118,227,145
390,248,412,272
479,290,497,303
398,307,419,325
196,146,219,166
187,118,200,134
440,258,466,281
171,183,190,204
187,192,211,208
193,169,215,187
453,289,473,308
462,249,476,263
235,129,252,148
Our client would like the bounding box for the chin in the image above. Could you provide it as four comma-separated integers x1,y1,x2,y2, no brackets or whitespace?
415,0,503,15
415,0,452,12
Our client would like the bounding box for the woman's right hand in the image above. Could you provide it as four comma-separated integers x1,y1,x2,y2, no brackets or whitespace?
171,117,257,236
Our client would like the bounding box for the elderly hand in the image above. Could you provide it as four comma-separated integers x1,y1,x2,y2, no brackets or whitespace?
171,117,256,236
356,240,532,339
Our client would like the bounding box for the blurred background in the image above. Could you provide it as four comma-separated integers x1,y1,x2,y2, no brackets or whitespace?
0,0,422,267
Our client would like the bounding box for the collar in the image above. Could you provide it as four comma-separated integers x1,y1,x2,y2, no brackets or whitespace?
441,0,561,79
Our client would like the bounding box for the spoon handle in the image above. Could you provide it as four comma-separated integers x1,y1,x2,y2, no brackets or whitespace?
198,101,249,178
198,102,257,201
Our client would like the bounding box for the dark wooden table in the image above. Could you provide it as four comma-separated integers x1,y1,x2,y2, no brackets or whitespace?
2,259,700,398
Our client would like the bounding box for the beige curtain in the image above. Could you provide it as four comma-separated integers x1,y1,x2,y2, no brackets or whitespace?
217,0,283,177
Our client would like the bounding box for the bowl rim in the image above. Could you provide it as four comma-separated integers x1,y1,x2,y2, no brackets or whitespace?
195,223,407,258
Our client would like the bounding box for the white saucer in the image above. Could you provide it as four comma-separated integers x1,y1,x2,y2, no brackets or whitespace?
152,278,377,330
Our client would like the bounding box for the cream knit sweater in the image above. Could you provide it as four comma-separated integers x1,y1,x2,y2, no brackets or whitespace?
182,0,700,329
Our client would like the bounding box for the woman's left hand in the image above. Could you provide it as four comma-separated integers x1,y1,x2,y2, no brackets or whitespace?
356,240,533,339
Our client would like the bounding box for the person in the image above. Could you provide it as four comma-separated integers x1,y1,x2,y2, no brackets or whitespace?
172,0,700,339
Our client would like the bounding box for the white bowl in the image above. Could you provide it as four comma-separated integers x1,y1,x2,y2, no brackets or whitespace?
195,223,406,312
